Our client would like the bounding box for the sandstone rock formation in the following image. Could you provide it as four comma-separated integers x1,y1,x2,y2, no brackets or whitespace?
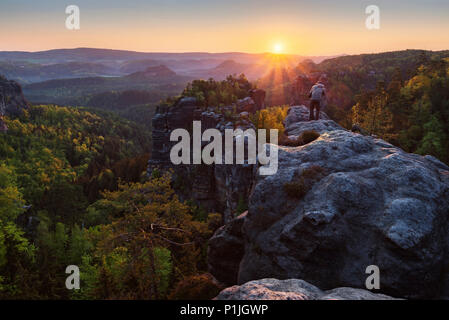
209,105,449,299
0,75,29,133
236,97,257,114
215,278,399,300
208,212,247,285
283,105,329,128
148,96,261,222
250,89,266,111
0,75,28,118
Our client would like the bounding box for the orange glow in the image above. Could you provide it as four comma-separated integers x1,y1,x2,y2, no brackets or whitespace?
273,43,283,54
1,3,448,55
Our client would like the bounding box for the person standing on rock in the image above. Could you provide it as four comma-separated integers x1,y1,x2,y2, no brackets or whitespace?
308,80,326,121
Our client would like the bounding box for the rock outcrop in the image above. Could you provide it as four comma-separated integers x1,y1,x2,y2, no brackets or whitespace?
283,105,340,137
209,105,449,299
215,278,399,300
283,105,329,128
0,75,28,118
208,212,247,286
148,95,264,222
250,89,266,111
235,97,257,114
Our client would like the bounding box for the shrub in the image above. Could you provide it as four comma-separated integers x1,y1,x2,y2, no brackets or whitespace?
207,213,223,234
302,165,326,180
236,194,248,216
300,130,320,144
249,105,289,136
151,167,161,179
224,110,234,121
168,274,223,300
283,165,326,199
283,177,307,199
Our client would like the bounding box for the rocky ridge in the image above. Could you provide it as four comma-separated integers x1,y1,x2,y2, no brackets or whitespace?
215,278,399,300
148,95,265,222
208,105,449,299
0,75,29,133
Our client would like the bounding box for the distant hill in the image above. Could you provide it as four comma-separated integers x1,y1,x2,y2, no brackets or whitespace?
119,59,163,73
125,65,177,79
0,48,345,112
0,61,118,84
0,47,338,82
23,65,191,106
315,49,449,90
213,60,250,73
0,47,311,63
119,58,226,74
186,56,307,81
259,49,449,107
187,59,261,80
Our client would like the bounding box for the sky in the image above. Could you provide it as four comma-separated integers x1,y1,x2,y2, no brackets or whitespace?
0,0,448,55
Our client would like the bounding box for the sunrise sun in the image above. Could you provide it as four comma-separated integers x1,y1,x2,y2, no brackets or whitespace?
273,43,283,54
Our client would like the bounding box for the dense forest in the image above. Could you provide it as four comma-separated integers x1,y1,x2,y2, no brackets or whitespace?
0,105,168,298
349,57,449,164
0,86,237,300
181,74,253,108
260,50,449,165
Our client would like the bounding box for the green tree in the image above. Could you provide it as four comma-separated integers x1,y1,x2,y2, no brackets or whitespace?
78,174,214,299
0,164,36,298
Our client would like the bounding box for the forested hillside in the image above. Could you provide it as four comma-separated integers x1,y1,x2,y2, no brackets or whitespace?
351,58,449,164
0,101,224,299
0,105,156,298
22,66,190,107
260,50,449,165
0,61,118,84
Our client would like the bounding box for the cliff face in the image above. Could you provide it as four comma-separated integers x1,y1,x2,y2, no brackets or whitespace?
148,96,263,222
0,75,28,115
0,75,29,132
208,106,449,299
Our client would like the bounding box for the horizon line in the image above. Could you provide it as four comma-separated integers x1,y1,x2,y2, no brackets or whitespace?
1,46,447,58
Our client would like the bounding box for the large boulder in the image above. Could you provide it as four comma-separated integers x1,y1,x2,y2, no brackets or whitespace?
208,106,449,299
215,278,399,300
238,126,449,299
283,105,329,128
208,212,247,286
